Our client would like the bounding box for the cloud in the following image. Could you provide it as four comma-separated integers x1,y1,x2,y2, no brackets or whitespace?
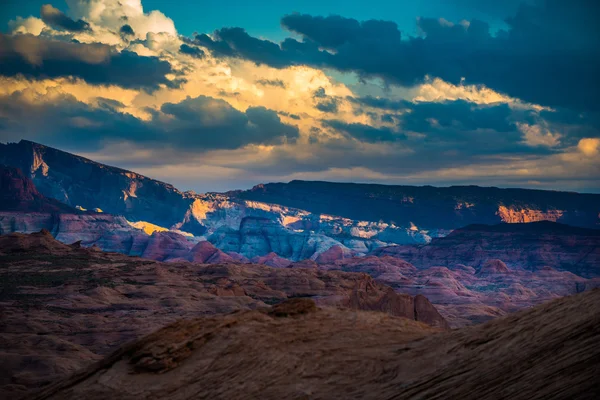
195,1,599,112
0,87,299,153
65,0,176,38
160,96,299,149
41,4,91,32
256,79,286,88
8,16,47,35
0,34,175,90
578,138,600,157
120,24,135,37
324,120,405,142
179,43,205,58
518,123,561,147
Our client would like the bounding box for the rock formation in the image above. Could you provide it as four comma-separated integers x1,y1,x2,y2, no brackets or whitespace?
27,289,600,400
0,231,448,398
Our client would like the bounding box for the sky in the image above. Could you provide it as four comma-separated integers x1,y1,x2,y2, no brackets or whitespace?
0,0,599,193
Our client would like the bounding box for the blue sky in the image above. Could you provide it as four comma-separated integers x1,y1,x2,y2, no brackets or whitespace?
0,0,598,193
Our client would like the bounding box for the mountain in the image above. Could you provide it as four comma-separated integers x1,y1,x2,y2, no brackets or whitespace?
0,140,193,228
236,180,600,230
3,140,599,263
0,231,447,398
28,289,600,400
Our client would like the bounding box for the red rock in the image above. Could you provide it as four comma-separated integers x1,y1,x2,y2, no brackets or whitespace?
315,245,354,263
251,252,291,268
187,241,233,263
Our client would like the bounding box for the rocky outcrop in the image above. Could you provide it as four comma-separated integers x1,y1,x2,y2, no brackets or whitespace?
251,252,291,268
28,289,600,400
476,259,510,275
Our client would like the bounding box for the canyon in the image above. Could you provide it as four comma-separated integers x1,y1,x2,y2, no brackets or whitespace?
1,141,600,328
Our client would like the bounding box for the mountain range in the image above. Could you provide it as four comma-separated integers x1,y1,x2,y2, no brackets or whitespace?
1,139,600,327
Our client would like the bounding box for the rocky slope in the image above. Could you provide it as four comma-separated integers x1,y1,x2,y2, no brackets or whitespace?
28,289,600,400
0,230,447,398
237,180,600,230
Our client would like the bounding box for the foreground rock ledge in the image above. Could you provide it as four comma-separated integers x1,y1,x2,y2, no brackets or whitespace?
30,290,600,400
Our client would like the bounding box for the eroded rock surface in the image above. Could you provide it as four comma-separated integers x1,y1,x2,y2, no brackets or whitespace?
30,290,600,400
0,231,447,398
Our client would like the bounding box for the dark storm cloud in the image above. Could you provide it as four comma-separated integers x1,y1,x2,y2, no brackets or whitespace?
316,98,339,113
324,120,406,142
161,96,299,150
194,0,599,112
348,96,412,111
0,92,300,152
402,100,515,133
0,34,175,90
179,43,205,58
40,4,91,32
120,24,135,36
0,91,158,150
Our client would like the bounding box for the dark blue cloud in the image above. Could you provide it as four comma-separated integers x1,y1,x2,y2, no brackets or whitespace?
324,120,406,142
0,34,176,91
0,90,299,153
159,96,299,150
179,43,205,58
40,4,91,32
402,100,515,133
119,24,135,37
193,1,600,112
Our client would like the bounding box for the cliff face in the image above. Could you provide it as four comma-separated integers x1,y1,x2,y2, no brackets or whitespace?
0,164,76,213
236,180,600,230
0,140,193,228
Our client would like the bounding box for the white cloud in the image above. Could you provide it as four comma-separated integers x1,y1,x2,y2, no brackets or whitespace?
518,123,561,147
65,0,176,38
8,16,47,35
